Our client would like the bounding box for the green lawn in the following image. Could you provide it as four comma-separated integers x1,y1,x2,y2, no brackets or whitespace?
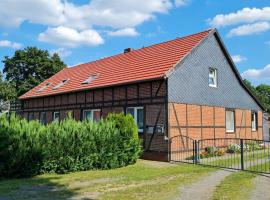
0,160,214,200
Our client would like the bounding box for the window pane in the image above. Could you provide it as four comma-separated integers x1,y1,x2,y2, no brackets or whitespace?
40,112,46,124
84,111,92,120
252,113,257,131
93,110,101,121
126,108,135,117
28,113,34,121
226,111,234,132
53,112,60,121
209,68,217,87
137,108,144,132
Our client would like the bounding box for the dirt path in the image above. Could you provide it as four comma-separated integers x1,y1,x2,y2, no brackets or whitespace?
249,175,270,200
176,169,234,200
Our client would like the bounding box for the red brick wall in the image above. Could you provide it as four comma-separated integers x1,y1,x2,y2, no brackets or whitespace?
168,102,263,141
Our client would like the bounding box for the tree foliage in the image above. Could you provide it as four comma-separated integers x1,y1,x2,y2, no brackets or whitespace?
2,47,66,97
243,79,270,112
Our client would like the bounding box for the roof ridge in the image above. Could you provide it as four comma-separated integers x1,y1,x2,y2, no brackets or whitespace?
68,29,214,70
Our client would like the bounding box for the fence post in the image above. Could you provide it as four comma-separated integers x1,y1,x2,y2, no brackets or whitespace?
240,139,244,170
194,140,199,164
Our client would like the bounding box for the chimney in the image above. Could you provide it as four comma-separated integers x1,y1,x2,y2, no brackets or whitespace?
124,48,133,53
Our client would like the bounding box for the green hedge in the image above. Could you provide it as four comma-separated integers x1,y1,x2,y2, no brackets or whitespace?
0,113,141,177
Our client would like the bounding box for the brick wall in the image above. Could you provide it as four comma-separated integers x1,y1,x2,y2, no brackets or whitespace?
168,102,263,142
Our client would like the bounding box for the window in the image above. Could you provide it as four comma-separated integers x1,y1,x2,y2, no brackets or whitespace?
36,82,51,93
126,107,144,133
39,112,46,124
251,112,257,131
28,112,34,121
53,111,60,121
82,109,101,121
209,68,217,87
53,79,69,90
226,110,235,133
82,74,98,84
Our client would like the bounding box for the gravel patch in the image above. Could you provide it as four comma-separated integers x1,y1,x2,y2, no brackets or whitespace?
249,175,270,200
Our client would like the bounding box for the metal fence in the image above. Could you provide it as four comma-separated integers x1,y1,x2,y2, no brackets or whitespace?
170,136,270,174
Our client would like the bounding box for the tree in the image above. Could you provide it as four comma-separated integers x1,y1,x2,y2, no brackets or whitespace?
243,79,270,112
0,72,16,112
2,47,66,97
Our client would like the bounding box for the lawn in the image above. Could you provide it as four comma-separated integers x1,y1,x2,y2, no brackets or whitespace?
0,160,214,200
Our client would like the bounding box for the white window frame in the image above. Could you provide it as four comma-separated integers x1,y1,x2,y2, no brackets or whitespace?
209,68,217,87
251,112,257,131
82,109,101,121
53,111,60,121
226,110,235,133
126,107,144,133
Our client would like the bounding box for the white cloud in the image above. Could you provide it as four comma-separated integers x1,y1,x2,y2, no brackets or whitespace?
208,7,270,27
0,0,174,29
38,26,104,48
107,28,139,37
231,55,247,63
0,40,22,49
242,64,270,80
0,0,185,47
50,48,72,58
175,0,190,7
266,41,270,46
227,22,270,37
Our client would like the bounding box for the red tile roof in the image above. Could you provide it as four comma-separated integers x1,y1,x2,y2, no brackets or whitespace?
19,29,213,99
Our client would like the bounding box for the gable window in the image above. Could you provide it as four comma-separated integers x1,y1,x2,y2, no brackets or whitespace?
251,112,258,131
82,109,101,121
126,107,144,133
28,112,34,121
209,68,217,87
226,110,235,133
53,111,60,121
39,112,46,124
82,74,98,84
53,79,69,90
36,82,51,93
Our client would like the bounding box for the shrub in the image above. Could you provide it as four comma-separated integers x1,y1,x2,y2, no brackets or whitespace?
227,144,241,154
0,113,141,177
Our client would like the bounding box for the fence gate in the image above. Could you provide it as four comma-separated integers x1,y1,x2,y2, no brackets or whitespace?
170,137,270,174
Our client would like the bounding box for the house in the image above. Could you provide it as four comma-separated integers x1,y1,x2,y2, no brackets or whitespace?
19,29,264,161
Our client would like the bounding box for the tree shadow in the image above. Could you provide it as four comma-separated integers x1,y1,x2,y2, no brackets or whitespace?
0,175,97,200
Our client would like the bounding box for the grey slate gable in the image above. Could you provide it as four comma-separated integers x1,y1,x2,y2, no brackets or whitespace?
167,32,262,111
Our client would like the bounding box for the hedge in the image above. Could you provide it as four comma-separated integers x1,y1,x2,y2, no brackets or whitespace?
0,113,142,177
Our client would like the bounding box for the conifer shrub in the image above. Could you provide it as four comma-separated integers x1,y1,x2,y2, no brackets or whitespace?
0,113,141,177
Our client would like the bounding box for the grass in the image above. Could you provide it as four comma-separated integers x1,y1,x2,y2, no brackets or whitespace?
0,160,214,200
212,160,270,200
212,171,257,200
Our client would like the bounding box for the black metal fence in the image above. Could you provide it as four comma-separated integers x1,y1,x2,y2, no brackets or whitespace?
170,136,270,174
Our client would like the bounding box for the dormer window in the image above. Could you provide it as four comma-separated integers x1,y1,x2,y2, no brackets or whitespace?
36,82,51,93
53,79,69,90
82,74,98,84
209,68,217,87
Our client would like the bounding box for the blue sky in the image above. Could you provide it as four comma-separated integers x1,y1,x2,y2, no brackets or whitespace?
0,0,269,85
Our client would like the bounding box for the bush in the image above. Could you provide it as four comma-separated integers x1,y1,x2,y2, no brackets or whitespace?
0,113,141,177
227,144,241,154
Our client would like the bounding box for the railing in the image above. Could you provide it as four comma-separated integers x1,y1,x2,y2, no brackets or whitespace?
170,136,270,174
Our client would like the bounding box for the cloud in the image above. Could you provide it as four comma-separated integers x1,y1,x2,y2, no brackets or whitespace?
0,0,174,29
208,7,270,27
227,22,270,37
50,48,72,58
266,41,270,46
242,64,270,80
107,28,139,37
231,55,247,63
175,0,190,7
38,26,104,48
0,40,22,49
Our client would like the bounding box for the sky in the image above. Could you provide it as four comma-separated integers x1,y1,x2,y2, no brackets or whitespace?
0,0,269,85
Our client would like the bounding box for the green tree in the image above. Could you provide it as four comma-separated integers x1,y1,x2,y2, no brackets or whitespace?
2,47,66,97
0,72,16,101
244,79,270,112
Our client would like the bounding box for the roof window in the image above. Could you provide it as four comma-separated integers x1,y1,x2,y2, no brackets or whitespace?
53,79,69,90
36,82,51,93
82,74,98,84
